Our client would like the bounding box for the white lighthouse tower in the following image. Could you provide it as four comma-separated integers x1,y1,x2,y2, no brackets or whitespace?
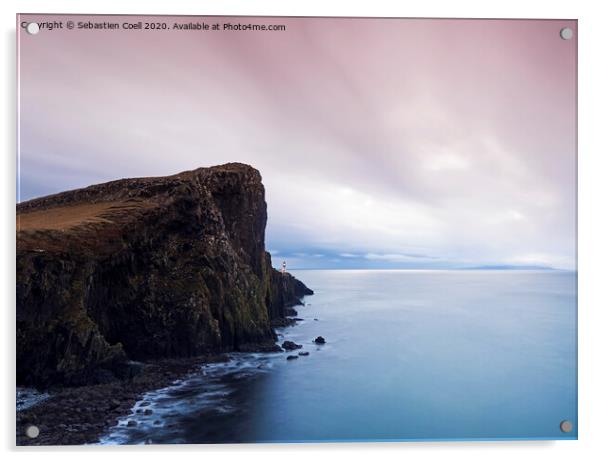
281,260,287,274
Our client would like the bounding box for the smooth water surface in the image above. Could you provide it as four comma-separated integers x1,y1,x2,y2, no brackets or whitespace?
101,270,577,444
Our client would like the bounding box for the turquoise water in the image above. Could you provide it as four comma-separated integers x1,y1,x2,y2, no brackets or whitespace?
101,270,577,444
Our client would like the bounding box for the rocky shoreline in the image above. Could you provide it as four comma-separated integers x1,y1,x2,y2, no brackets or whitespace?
16,354,232,446
16,327,326,445
16,306,329,445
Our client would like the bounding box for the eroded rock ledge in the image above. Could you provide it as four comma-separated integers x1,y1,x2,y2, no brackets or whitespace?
16,163,312,387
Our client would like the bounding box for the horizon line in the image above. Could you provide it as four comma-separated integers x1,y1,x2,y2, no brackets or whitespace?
282,267,576,272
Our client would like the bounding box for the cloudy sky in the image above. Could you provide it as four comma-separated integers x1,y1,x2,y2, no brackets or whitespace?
18,16,576,269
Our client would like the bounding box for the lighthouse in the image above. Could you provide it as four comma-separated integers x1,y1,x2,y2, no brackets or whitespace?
281,260,287,274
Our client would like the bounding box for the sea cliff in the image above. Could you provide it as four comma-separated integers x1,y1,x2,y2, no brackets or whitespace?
16,163,312,388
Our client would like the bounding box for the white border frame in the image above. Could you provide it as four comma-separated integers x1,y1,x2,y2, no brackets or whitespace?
3,1,601,459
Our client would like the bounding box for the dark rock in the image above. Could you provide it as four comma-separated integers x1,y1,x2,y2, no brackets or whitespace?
286,355,299,360
139,401,151,407
314,336,326,344
267,267,314,321
237,343,283,353
298,351,309,356
126,420,137,427
281,341,302,350
270,318,297,328
16,163,313,388
115,361,145,379
90,368,117,384
284,307,298,317
143,409,153,416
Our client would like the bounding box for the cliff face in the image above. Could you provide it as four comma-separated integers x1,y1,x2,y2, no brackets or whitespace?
16,163,312,387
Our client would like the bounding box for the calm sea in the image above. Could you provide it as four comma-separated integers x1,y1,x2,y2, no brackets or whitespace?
100,269,577,444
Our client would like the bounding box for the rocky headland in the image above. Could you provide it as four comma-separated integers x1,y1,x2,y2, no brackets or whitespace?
16,163,312,389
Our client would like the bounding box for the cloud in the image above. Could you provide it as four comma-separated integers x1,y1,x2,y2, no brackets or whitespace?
18,17,576,270
422,152,471,172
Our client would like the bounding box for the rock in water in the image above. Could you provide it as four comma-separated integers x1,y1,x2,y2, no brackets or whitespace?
298,351,309,356
281,341,302,350
286,355,299,360
16,163,313,387
314,336,326,344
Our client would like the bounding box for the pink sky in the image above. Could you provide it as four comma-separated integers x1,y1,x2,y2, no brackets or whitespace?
17,16,577,269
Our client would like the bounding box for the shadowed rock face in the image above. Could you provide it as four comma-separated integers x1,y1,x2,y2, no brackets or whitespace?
16,163,312,387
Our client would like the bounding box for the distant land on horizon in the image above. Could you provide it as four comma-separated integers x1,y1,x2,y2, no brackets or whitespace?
285,265,565,271
459,264,559,271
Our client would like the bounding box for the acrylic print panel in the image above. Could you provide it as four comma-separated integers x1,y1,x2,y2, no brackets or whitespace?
16,15,577,445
